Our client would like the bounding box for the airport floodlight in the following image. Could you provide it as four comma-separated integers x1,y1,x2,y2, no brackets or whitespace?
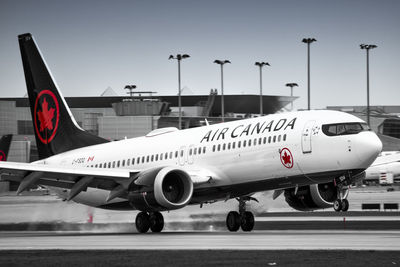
255,62,270,67
360,43,377,126
302,38,317,44
302,37,317,110
255,61,271,116
169,53,190,129
285,83,299,111
124,85,136,98
360,44,377,50
214,59,231,122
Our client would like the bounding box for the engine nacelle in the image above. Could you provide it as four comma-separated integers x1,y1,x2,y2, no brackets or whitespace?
284,182,349,211
129,167,193,211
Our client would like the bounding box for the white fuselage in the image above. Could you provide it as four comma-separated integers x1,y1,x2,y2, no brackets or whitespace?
42,110,382,209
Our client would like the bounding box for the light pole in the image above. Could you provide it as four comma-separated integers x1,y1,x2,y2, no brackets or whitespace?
214,59,231,122
302,38,316,110
285,83,298,111
255,62,270,116
169,54,190,129
360,44,377,127
124,85,136,99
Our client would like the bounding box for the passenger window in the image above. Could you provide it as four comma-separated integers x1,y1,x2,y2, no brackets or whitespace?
112,161,115,168
117,161,120,167
165,152,168,159
263,137,266,144
268,136,271,143
198,147,202,154
194,148,197,155
217,144,221,151
283,134,287,141
243,140,246,147
278,135,281,142
203,147,206,154
180,150,184,157
213,145,216,152
160,153,163,161
122,160,125,167
273,136,276,143
238,141,241,148
223,143,226,150
175,151,178,158
189,149,193,156
248,139,252,147
232,142,236,149
228,143,231,150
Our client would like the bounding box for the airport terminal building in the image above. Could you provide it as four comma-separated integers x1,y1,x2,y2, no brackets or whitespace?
0,92,295,163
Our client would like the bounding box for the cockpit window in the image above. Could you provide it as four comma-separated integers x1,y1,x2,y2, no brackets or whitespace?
322,122,370,136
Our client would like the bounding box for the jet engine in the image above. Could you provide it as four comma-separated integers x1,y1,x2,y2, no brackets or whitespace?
284,182,349,211
129,167,193,211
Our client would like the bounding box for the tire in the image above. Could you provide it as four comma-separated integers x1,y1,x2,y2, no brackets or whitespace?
135,211,150,233
226,211,241,232
241,211,255,232
150,212,164,233
341,199,349,212
333,199,343,212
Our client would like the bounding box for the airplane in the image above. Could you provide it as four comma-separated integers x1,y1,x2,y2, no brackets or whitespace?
0,134,13,162
365,152,400,185
0,33,382,233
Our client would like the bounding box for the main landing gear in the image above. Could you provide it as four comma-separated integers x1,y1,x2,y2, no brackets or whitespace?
226,197,256,232
135,211,164,233
333,176,350,212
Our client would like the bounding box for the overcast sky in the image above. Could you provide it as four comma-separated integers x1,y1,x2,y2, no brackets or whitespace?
0,0,399,110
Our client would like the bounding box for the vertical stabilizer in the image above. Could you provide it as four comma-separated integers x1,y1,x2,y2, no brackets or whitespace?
18,33,108,159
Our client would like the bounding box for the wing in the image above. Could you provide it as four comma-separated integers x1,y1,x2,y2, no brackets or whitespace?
0,161,138,201
0,161,213,202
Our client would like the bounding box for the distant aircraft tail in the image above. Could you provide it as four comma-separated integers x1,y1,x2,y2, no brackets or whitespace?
0,134,12,161
18,33,108,160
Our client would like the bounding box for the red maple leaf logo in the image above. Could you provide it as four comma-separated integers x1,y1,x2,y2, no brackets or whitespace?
0,155,3,161
282,151,291,165
37,98,55,132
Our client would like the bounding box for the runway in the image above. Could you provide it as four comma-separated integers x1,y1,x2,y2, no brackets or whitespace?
1,230,400,251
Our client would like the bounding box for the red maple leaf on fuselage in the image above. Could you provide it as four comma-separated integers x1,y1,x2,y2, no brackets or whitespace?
37,97,55,132
282,151,291,165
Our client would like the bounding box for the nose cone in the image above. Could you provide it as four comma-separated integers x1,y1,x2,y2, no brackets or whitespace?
356,131,382,168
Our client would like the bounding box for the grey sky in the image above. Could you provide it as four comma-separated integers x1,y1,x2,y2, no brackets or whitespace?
0,0,399,110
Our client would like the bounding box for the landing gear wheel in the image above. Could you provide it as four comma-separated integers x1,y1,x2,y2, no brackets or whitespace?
135,211,150,233
341,199,349,212
241,211,255,232
333,199,343,212
149,212,164,233
226,211,241,232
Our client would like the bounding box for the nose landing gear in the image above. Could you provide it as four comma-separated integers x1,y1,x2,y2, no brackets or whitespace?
333,176,350,212
226,197,257,232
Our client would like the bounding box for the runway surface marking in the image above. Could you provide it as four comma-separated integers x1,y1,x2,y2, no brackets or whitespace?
1,230,399,251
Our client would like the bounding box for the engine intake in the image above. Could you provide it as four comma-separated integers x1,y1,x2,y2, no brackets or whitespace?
129,167,193,211
154,167,193,210
284,182,349,211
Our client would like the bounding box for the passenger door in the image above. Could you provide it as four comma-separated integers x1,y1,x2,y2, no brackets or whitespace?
302,120,315,153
